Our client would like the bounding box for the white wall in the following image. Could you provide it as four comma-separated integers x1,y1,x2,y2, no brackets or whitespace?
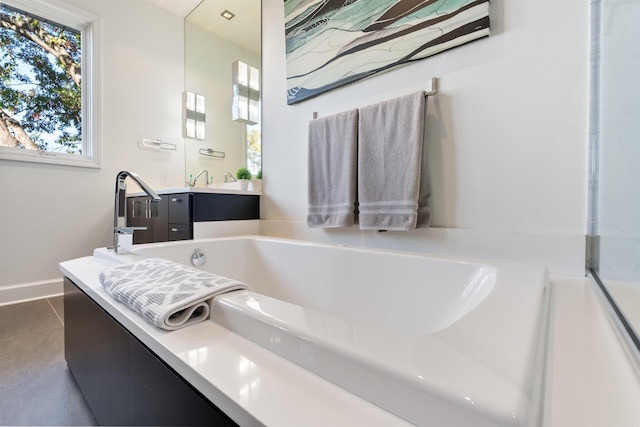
0,0,185,301
260,0,589,275
0,0,592,304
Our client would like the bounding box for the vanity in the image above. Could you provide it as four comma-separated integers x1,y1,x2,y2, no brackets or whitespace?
126,187,260,244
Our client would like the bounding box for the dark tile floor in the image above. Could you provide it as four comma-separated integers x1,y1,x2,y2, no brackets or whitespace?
0,297,97,426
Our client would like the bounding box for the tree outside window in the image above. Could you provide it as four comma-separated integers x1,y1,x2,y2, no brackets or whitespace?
0,4,82,154
0,0,98,168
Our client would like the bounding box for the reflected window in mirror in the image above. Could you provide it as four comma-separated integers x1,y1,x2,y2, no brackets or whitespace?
247,121,261,176
232,60,260,125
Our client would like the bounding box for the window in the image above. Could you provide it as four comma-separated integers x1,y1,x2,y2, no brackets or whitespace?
0,0,99,167
246,122,261,176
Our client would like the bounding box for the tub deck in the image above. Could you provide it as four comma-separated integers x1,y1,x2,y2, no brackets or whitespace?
61,236,551,426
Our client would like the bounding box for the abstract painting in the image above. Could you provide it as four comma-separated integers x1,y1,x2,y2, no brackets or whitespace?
284,0,490,104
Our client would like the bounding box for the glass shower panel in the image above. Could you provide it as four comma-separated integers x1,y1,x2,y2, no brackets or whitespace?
597,0,640,333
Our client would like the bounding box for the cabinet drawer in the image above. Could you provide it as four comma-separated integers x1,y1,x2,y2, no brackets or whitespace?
168,194,191,224
192,193,259,221
168,223,192,241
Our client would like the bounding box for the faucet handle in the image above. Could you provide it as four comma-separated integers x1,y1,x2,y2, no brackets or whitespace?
116,226,147,234
114,226,147,254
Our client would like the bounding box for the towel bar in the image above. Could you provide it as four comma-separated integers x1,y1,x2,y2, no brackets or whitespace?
424,77,438,96
139,139,176,151
312,77,438,119
199,148,225,158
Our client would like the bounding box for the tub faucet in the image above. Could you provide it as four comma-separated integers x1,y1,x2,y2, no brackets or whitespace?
113,171,161,254
191,169,209,187
224,172,237,182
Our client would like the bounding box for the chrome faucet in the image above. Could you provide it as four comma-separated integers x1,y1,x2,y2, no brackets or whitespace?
224,172,237,182
113,171,161,254
191,169,209,187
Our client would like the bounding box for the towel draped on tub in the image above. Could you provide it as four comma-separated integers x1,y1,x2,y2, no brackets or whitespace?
99,258,250,330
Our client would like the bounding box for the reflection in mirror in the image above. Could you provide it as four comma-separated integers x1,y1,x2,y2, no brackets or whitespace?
592,0,640,350
184,0,261,186
183,91,206,140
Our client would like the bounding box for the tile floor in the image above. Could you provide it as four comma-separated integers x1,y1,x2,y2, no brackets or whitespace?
0,297,97,426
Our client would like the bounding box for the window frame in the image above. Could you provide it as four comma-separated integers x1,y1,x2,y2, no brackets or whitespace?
0,0,101,168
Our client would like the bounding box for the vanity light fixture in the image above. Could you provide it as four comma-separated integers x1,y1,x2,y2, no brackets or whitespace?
221,10,235,20
183,91,206,140
232,60,260,125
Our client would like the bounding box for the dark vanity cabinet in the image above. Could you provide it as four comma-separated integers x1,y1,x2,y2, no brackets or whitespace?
127,196,169,244
127,192,259,244
64,278,238,426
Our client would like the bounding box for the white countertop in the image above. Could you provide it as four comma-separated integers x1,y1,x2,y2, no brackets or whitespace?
128,186,262,197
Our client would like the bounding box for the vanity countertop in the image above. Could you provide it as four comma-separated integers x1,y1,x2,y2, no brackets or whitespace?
128,185,261,197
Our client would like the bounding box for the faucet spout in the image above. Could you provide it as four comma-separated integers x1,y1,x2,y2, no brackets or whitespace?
224,172,237,182
191,169,209,187
113,171,161,254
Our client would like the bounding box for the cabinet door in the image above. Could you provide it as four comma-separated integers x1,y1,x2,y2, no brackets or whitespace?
129,339,236,426
127,196,169,244
151,196,169,242
128,196,154,244
168,194,191,224
64,278,130,425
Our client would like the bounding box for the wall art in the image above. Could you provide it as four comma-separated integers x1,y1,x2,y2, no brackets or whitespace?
284,0,490,104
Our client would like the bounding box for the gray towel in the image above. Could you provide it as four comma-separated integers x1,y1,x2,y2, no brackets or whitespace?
307,109,359,227
358,91,431,231
99,258,250,330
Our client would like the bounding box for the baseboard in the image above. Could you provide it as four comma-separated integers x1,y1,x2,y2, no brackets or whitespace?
0,278,63,307
259,220,586,276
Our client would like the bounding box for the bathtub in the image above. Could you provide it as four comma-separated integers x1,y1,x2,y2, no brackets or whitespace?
124,236,551,427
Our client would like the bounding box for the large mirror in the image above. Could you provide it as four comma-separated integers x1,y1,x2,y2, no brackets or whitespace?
184,0,261,186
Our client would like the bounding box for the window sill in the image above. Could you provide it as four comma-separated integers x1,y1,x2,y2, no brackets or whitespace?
0,147,101,168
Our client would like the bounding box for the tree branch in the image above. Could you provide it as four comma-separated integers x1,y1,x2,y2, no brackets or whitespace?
0,110,40,150
0,13,81,87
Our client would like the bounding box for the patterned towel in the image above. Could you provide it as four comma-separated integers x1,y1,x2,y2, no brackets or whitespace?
99,258,250,330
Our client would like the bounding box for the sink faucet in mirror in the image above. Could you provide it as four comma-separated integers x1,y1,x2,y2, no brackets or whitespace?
190,169,209,187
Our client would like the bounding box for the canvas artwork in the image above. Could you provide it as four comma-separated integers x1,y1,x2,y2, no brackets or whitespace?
284,0,490,105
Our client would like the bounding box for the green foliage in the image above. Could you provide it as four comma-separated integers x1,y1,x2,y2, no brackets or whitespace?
247,127,261,175
236,167,252,180
0,5,82,152
256,170,262,179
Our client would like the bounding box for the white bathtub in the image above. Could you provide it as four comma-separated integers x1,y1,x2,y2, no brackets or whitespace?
127,236,551,427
